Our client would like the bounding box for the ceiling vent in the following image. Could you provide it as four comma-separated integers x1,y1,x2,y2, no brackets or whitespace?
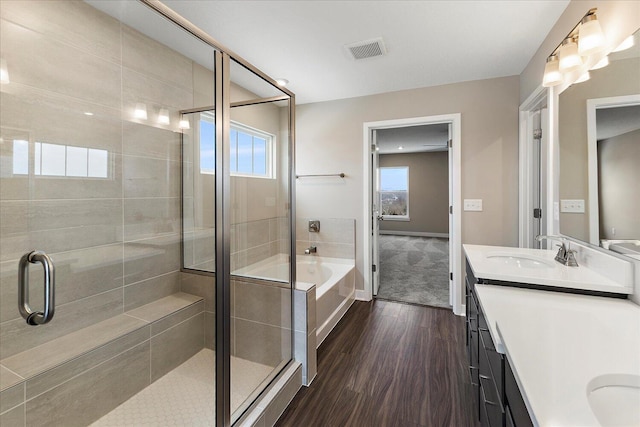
345,37,387,60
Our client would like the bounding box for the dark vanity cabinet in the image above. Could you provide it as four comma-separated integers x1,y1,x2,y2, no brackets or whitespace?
465,259,533,427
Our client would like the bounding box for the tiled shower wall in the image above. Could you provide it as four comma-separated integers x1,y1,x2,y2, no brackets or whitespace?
296,218,356,259
0,0,206,359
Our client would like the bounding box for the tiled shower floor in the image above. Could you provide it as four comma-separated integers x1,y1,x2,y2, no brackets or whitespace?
91,349,273,426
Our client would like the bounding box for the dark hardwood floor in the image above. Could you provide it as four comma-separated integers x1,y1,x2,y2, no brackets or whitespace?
276,300,479,427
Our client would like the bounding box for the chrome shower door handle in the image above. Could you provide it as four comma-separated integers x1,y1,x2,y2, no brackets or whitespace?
18,251,55,325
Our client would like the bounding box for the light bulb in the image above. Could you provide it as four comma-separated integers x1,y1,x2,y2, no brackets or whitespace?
578,14,605,56
158,108,170,125
275,78,289,87
613,35,635,52
591,56,609,70
559,38,582,72
0,58,9,84
542,56,563,87
134,103,148,120
178,119,190,130
398,146,404,150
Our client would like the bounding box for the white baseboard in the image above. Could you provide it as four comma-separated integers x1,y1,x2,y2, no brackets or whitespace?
355,289,371,301
379,230,449,238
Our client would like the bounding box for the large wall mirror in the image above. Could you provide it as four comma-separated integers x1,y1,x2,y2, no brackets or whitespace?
558,27,640,260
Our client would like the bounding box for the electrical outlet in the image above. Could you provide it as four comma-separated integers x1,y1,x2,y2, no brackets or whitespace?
560,199,585,213
463,199,483,211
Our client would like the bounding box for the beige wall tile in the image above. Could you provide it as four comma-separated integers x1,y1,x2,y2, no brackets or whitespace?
0,244,124,323
122,121,181,161
181,272,215,311
150,313,204,382
150,300,204,335
124,197,180,242
122,26,193,92
0,288,123,359
124,271,181,311
193,62,215,107
0,89,122,155
123,155,180,199
123,234,180,285
234,281,291,328
0,382,24,414
0,0,121,63
25,342,151,427
2,315,146,380
308,218,355,245
205,311,215,350
234,319,291,367
1,19,121,108
0,404,24,427
25,327,150,400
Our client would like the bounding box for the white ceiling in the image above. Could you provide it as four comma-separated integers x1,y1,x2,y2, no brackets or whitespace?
159,0,571,104
377,124,449,154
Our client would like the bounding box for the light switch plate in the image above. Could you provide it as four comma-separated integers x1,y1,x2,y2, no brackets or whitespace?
560,199,585,213
463,199,483,211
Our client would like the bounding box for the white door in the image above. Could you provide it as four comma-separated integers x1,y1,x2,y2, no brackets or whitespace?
372,130,381,296
448,124,453,306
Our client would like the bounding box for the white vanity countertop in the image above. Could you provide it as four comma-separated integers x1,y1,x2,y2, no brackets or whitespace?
475,285,640,427
464,244,632,294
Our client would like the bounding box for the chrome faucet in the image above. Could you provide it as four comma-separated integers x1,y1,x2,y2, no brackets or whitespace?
535,235,579,267
304,246,317,255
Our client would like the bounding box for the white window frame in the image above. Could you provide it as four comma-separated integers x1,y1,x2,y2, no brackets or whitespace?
198,113,275,179
379,166,410,221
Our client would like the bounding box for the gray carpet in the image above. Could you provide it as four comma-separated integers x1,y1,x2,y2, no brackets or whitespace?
376,235,450,309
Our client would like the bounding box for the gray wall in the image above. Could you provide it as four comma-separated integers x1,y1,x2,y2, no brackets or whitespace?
598,128,640,239
379,152,449,235
296,76,520,292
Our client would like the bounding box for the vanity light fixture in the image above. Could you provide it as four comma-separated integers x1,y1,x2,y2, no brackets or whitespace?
591,56,609,70
178,118,190,130
275,78,289,87
84,112,94,116
577,12,606,56
134,102,148,120
559,37,582,71
542,56,563,87
542,8,607,87
0,58,9,84
158,108,170,125
612,35,635,52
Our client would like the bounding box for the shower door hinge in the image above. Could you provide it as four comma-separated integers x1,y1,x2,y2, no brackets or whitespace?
372,264,377,272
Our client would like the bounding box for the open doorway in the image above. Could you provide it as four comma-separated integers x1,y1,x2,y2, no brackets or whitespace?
375,125,450,308
363,114,462,315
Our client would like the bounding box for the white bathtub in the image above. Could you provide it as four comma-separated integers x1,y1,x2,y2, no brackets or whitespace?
234,254,355,347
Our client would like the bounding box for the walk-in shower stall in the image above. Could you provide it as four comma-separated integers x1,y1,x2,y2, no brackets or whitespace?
0,1,295,425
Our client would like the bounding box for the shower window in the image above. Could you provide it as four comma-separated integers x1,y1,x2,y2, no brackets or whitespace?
199,115,274,179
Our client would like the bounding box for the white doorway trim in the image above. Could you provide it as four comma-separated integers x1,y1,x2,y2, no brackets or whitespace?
519,86,551,248
362,114,463,316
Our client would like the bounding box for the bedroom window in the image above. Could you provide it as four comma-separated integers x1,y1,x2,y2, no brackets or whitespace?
380,166,409,219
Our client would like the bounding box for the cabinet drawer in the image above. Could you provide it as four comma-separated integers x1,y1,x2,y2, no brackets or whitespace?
480,379,505,427
505,359,533,427
480,327,503,397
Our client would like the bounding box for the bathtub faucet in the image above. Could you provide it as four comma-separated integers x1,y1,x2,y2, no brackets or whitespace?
304,246,317,255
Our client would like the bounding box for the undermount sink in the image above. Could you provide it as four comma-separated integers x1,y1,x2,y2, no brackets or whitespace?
485,252,556,269
587,374,640,426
